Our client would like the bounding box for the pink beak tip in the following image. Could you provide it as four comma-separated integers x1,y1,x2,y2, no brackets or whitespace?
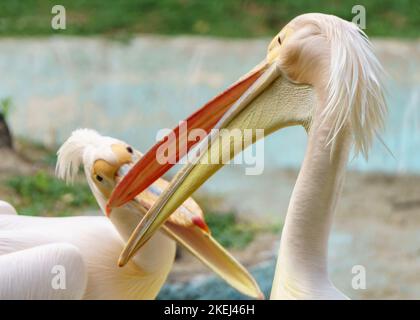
192,216,210,233
105,203,113,217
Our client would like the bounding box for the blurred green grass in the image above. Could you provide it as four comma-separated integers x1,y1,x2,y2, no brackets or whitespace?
0,0,418,38
1,136,97,216
206,211,281,249
7,170,96,216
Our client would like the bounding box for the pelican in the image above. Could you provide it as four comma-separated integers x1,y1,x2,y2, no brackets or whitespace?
108,13,387,299
0,129,262,299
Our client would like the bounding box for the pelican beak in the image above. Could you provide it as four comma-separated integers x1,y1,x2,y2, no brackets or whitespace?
107,60,269,212
112,50,317,265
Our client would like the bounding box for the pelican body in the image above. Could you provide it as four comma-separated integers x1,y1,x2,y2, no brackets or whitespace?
0,129,262,299
0,213,170,299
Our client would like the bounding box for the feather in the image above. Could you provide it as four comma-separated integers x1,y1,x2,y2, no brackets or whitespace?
317,15,387,158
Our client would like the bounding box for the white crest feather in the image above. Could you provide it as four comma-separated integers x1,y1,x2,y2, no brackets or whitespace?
56,129,120,184
56,129,103,183
320,15,387,158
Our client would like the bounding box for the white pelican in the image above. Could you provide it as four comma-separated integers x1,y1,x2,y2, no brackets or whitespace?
0,129,262,299
108,13,386,299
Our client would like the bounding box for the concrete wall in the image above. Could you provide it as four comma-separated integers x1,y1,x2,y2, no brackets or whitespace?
0,36,418,173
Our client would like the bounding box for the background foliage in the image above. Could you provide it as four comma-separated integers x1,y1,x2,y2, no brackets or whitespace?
0,0,418,38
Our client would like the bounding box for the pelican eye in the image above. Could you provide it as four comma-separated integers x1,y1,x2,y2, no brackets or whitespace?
277,36,282,45
126,146,133,154
96,175,103,182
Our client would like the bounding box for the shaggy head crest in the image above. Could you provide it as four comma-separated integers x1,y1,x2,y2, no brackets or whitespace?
318,14,387,158
56,129,120,183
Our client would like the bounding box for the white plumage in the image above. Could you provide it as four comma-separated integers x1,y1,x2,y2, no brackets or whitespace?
0,129,176,299
0,212,174,299
0,201,17,215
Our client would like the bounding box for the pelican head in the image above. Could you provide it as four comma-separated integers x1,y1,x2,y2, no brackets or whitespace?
56,129,139,214
107,13,387,266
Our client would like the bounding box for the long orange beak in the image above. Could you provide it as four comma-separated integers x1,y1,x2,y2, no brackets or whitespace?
106,60,269,214
109,29,318,267
113,58,316,268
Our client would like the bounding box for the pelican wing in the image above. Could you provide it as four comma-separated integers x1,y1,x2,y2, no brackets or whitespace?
0,243,87,299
